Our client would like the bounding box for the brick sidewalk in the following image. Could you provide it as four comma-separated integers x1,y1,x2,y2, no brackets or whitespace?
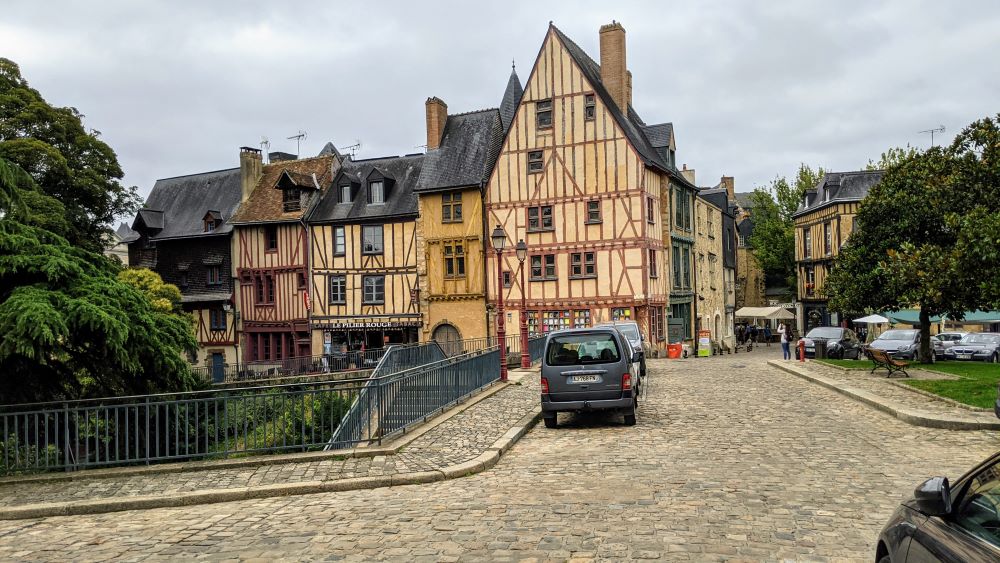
0,375,540,512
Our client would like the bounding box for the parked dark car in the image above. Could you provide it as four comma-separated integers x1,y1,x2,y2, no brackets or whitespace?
876,451,1000,561
540,327,642,428
871,329,923,361
944,333,1000,363
795,327,863,359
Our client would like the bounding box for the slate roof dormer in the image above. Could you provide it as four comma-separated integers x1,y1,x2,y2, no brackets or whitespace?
309,154,423,225
129,166,244,241
416,108,504,194
792,170,884,218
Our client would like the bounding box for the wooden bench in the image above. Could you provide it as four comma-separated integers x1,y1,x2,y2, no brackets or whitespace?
866,348,910,378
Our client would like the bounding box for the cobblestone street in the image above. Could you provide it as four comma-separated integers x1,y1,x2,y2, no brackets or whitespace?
2,351,998,561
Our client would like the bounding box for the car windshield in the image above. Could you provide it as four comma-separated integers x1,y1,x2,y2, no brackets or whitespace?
879,330,917,341
615,324,640,341
805,327,842,339
546,333,621,365
962,334,1000,345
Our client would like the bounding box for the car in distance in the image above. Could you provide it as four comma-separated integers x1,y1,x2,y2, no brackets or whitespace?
934,332,968,360
870,329,923,361
540,327,641,428
930,335,946,361
596,321,646,377
795,327,863,359
876,451,1000,562
944,333,1000,363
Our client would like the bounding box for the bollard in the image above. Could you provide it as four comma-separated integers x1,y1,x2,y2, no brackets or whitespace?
798,339,806,363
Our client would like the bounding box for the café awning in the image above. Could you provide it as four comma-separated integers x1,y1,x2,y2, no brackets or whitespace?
734,306,795,320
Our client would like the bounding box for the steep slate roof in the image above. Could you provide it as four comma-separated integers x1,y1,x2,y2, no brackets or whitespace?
793,169,883,218
641,123,673,148
416,109,504,193
550,25,695,188
230,154,338,224
132,168,241,240
698,188,733,218
309,154,423,224
733,192,755,210
115,222,139,242
737,216,754,238
499,68,523,132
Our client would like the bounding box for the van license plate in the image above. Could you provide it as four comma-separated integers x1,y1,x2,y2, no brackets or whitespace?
571,375,600,383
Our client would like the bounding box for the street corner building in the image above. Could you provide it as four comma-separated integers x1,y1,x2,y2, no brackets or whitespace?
793,169,883,331
127,165,243,375
485,21,713,353
229,146,341,366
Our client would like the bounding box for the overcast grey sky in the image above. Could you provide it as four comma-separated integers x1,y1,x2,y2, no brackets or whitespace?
3,1,999,207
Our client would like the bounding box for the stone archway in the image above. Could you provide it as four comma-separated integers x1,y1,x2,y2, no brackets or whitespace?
432,323,462,357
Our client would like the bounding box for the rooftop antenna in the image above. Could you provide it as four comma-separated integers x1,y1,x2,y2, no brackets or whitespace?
339,140,362,159
259,136,270,163
287,130,307,156
918,125,945,147
415,143,428,152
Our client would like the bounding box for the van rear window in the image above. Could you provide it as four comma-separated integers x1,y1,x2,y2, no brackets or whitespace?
546,333,621,365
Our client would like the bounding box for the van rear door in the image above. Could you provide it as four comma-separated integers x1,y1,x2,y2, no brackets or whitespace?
543,331,626,402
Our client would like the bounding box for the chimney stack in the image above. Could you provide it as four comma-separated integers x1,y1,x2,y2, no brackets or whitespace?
681,164,696,185
721,176,735,200
599,22,628,112
425,97,448,150
239,147,263,203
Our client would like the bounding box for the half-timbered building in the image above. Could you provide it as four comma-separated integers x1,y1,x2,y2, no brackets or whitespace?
307,154,423,352
128,167,242,379
230,148,340,364
485,22,699,352
414,97,507,346
793,169,883,331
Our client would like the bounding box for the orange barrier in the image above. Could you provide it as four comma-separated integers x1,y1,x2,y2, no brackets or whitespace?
667,343,683,359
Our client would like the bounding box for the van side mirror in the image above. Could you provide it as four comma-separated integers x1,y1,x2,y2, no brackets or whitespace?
913,476,952,516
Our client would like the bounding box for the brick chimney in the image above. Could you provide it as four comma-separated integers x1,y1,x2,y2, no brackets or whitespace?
721,176,735,200
599,22,628,112
681,164,696,185
239,147,263,203
425,97,448,150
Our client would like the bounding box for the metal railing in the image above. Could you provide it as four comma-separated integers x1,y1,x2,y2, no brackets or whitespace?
191,348,387,384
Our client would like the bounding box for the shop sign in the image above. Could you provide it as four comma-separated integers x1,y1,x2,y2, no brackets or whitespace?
313,320,422,330
697,329,711,357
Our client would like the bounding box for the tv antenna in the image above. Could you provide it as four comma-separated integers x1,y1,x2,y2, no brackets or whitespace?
259,136,270,162
339,140,362,159
415,143,428,152
918,125,945,147
286,130,307,156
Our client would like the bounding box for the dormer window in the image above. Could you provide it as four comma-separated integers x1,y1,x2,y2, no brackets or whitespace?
205,220,216,233
340,184,352,203
283,188,302,212
203,211,222,232
368,181,385,205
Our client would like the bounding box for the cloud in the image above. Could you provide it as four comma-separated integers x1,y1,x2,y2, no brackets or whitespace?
2,0,998,209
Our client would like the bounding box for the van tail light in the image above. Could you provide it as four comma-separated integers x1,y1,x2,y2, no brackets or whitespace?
622,373,632,390
540,376,549,394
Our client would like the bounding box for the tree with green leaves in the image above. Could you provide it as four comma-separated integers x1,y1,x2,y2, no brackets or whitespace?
0,58,139,252
0,158,199,404
827,114,1000,363
117,268,184,315
748,164,825,289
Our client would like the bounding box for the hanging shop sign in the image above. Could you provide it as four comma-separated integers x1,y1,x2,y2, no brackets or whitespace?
312,320,422,331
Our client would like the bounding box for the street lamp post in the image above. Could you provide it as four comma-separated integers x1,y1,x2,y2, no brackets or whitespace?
515,239,530,369
223,302,240,376
491,225,509,382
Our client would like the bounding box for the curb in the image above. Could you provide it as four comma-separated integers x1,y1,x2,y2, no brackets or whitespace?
0,408,542,521
769,360,1000,431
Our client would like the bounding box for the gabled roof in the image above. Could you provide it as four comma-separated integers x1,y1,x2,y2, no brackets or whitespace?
309,154,423,224
733,192,755,210
115,222,139,243
131,167,241,240
277,169,321,189
230,154,338,224
549,25,694,188
793,170,883,218
499,68,523,132
416,109,503,193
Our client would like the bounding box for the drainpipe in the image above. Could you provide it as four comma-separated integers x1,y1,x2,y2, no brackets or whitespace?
480,179,491,340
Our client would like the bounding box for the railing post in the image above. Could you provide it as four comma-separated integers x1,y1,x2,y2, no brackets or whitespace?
144,397,151,465
62,402,70,472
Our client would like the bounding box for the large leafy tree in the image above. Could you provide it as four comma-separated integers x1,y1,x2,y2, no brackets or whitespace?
748,164,825,289
0,159,199,404
0,58,139,252
118,268,184,315
827,115,1000,362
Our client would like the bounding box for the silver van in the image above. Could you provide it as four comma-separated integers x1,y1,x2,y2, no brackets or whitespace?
540,327,642,428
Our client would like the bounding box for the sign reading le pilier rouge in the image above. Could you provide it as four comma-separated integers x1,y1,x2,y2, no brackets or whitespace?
312,321,423,330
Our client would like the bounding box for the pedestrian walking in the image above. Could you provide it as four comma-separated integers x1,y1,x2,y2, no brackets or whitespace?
764,325,772,347
779,323,791,360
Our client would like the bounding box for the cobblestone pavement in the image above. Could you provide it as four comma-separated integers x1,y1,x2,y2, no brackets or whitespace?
1,350,998,561
0,380,538,507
